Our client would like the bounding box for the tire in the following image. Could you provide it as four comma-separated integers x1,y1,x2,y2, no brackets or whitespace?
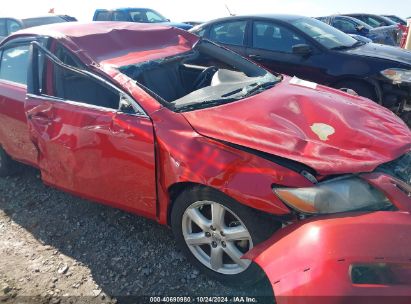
400,111,411,128
0,147,16,177
171,186,281,287
336,81,376,101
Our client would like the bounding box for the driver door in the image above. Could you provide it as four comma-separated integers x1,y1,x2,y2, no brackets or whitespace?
24,42,158,218
246,20,324,82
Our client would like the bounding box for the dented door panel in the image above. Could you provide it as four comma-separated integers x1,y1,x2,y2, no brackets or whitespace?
0,82,37,165
25,97,157,218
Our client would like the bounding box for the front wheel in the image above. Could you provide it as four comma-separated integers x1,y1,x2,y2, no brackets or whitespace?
336,81,376,101
400,111,411,128
171,187,280,286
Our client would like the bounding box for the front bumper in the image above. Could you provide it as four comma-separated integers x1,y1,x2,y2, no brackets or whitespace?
245,211,411,304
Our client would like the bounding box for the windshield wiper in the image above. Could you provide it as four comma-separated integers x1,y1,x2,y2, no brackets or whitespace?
175,98,240,112
331,41,364,51
242,81,278,98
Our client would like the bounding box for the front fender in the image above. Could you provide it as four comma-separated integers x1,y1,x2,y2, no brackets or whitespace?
151,107,313,224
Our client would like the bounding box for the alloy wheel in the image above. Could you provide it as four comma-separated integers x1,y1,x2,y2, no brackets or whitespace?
182,201,253,275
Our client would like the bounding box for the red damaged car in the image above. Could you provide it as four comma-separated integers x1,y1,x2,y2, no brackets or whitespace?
0,22,411,302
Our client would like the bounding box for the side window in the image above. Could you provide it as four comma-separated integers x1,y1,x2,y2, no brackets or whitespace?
210,21,247,46
95,11,111,21
196,28,206,37
363,17,381,27
0,19,6,37
6,20,22,35
252,21,307,53
0,45,30,85
38,45,120,110
130,11,148,23
113,12,129,21
333,19,357,32
146,11,164,22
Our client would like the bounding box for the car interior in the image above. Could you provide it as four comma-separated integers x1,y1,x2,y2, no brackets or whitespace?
119,41,268,105
210,22,246,46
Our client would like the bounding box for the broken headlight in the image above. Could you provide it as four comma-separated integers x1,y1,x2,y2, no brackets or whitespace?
381,68,411,85
274,176,392,214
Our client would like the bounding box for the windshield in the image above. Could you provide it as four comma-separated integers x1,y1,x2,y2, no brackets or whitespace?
292,17,358,49
129,9,168,23
119,40,281,112
350,18,373,30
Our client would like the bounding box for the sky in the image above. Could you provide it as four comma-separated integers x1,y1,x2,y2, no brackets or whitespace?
3,0,411,23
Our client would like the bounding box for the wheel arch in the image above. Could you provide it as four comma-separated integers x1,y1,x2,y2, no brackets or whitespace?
166,182,206,225
330,77,383,104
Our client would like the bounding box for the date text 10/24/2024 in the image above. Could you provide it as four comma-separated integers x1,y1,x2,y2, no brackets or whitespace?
149,297,259,303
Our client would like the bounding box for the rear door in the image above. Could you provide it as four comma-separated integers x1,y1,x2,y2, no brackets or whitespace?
25,42,158,218
0,40,37,165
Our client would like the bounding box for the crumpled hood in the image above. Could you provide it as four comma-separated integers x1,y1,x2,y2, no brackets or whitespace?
182,77,411,175
344,43,411,66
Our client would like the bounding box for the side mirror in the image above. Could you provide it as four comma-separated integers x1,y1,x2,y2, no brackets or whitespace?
292,44,312,56
119,94,136,114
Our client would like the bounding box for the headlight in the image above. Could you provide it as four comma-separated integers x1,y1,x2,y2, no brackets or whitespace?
381,68,411,84
274,176,392,214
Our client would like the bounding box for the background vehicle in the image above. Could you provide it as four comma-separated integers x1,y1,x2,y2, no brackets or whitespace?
346,13,402,45
183,21,204,27
318,15,399,46
346,13,400,27
191,15,411,126
57,15,78,22
93,8,192,30
0,15,71,41
382,15,407,26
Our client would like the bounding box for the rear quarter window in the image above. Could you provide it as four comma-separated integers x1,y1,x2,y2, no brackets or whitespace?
94,11,111,21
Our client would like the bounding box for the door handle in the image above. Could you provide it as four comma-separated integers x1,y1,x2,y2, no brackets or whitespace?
27,112,52,124
248,54,262,60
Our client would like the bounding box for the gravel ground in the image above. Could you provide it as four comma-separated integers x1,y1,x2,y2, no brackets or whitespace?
0,166,275,304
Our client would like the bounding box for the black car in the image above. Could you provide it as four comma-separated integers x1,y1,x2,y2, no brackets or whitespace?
317,15,399,46
329,14,402,45
190,15,411,126
0,15,71,41
345,14,398,27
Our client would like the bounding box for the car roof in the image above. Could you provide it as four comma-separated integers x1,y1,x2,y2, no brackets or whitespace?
319,15,373,28
95,8,156,12
1,22,199,67
198,14,306,27
0,15,64,21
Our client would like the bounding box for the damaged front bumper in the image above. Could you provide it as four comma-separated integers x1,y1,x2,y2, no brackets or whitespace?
245,171,411,303
245,211,411,303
